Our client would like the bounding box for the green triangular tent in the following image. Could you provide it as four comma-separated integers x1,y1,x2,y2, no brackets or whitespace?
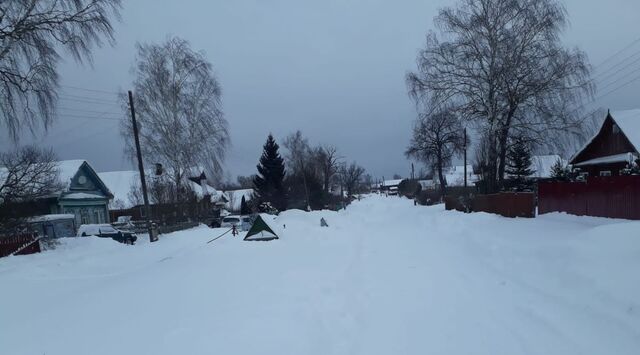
244,214,279,241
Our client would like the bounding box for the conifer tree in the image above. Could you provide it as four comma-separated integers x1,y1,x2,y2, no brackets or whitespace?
505,139,535,181
253,134,287,211
550,159,569,181
240,195,251,215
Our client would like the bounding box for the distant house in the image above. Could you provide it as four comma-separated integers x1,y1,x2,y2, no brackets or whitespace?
380,179,403,195
224,189,254,212
570,110,640,177
440,165,479,187
530,155,566,179
49,160,113,226
98,169,228,211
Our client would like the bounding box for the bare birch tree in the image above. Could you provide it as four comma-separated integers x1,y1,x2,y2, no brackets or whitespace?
0,0,121,139
405,106,465,197
0,146,61,228
407,0,593,191
121,37,229,202
338,161,365,197
314,145,340,193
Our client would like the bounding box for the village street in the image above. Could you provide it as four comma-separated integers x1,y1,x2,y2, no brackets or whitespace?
1,195,639,355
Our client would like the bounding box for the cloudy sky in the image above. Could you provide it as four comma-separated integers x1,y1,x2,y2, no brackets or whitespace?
2,0,640,182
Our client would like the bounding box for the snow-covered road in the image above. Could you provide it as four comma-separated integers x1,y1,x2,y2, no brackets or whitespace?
1,195,639,355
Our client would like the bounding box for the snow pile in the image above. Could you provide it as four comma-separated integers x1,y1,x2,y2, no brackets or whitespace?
1,195,639,355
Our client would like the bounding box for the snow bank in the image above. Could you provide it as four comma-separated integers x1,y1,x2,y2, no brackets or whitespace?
0,196,639,355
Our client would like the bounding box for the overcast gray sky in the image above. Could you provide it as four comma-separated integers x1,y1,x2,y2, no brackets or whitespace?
2,0,640,182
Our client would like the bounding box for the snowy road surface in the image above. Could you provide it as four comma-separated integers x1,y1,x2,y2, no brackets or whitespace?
1,195,639,355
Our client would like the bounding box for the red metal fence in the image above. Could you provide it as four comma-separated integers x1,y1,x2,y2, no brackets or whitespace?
445,192,536,218
472,192,536,218
0,233,41,258
538,175,640,220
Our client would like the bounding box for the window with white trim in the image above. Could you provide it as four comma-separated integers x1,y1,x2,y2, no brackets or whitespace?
599,170,612,177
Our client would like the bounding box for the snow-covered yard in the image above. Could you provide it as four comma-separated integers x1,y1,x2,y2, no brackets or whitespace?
1,195,639,355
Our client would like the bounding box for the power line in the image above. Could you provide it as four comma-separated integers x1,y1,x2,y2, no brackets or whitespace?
58,97,122,106
59,84,121,96
57,106,123,116
592,49,640,82
594,72,640,102
56,113,122,121
593,56,640,87
593,36,640,69
596,65,640,93
57,93,121,103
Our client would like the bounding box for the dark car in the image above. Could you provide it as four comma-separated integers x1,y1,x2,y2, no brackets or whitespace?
77,224,137,245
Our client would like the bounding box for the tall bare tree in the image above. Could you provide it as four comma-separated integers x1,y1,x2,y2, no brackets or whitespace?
0,0,121,139
283,130,315,210
0,146,61,228
121,37,229,202
338,161,366,197
406,106,466,197
407,0,593,192
314,145,340,193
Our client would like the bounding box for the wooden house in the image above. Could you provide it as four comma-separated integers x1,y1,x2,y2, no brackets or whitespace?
570,110,640,177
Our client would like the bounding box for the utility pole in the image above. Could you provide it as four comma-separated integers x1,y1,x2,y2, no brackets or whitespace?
128,90,157,243
411,163,415,180
463,127,468,188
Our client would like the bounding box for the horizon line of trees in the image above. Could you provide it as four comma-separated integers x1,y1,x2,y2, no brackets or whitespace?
249,131,371,213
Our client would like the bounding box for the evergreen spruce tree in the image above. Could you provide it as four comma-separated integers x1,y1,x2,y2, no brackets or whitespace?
253,134,287,211
550,158,569,181
505,139,535,182
240,195,251,215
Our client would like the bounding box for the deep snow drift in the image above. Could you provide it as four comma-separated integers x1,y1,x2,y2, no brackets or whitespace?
1,195,639,355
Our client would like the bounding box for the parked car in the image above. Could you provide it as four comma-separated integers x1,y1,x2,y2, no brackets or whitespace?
112,215,136,232
77,224,137,245
220,215,254,231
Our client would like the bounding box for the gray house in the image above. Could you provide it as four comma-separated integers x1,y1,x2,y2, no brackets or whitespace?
48,160,113,226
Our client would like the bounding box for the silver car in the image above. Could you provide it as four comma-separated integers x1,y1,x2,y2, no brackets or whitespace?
220,215,254,231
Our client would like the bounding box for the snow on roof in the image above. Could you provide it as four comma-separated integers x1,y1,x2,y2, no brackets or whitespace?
61,192,106,200
611,109,640,152
443,165,479,187
530,155,565,178
382,179,403,187
571,109,640,163
56,160,86,189
225,189,254,211
98,170,139,208
573,153,634,167
98,170,223,209
28,214,75,222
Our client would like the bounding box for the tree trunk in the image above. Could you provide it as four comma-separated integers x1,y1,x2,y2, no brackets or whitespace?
496,117,513,187
436,155,447,199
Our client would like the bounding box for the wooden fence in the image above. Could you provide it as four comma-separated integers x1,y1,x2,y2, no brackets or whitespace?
0,233,41,258
538,175,640,220
445,192,536,218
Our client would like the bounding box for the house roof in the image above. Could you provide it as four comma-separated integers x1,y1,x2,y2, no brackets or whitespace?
225,189,254,211
443,165,479,187
610,109,640,152
572,153,634,167
57,160,86,189
530,155,565,178
97,169,225,209
382,179,403,187
56,160,112,199
571,110,640,163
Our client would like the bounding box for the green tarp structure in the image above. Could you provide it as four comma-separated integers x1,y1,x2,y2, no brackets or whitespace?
244,214,279,241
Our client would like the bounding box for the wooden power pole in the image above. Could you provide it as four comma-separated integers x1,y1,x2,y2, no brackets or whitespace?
128,90,157,243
